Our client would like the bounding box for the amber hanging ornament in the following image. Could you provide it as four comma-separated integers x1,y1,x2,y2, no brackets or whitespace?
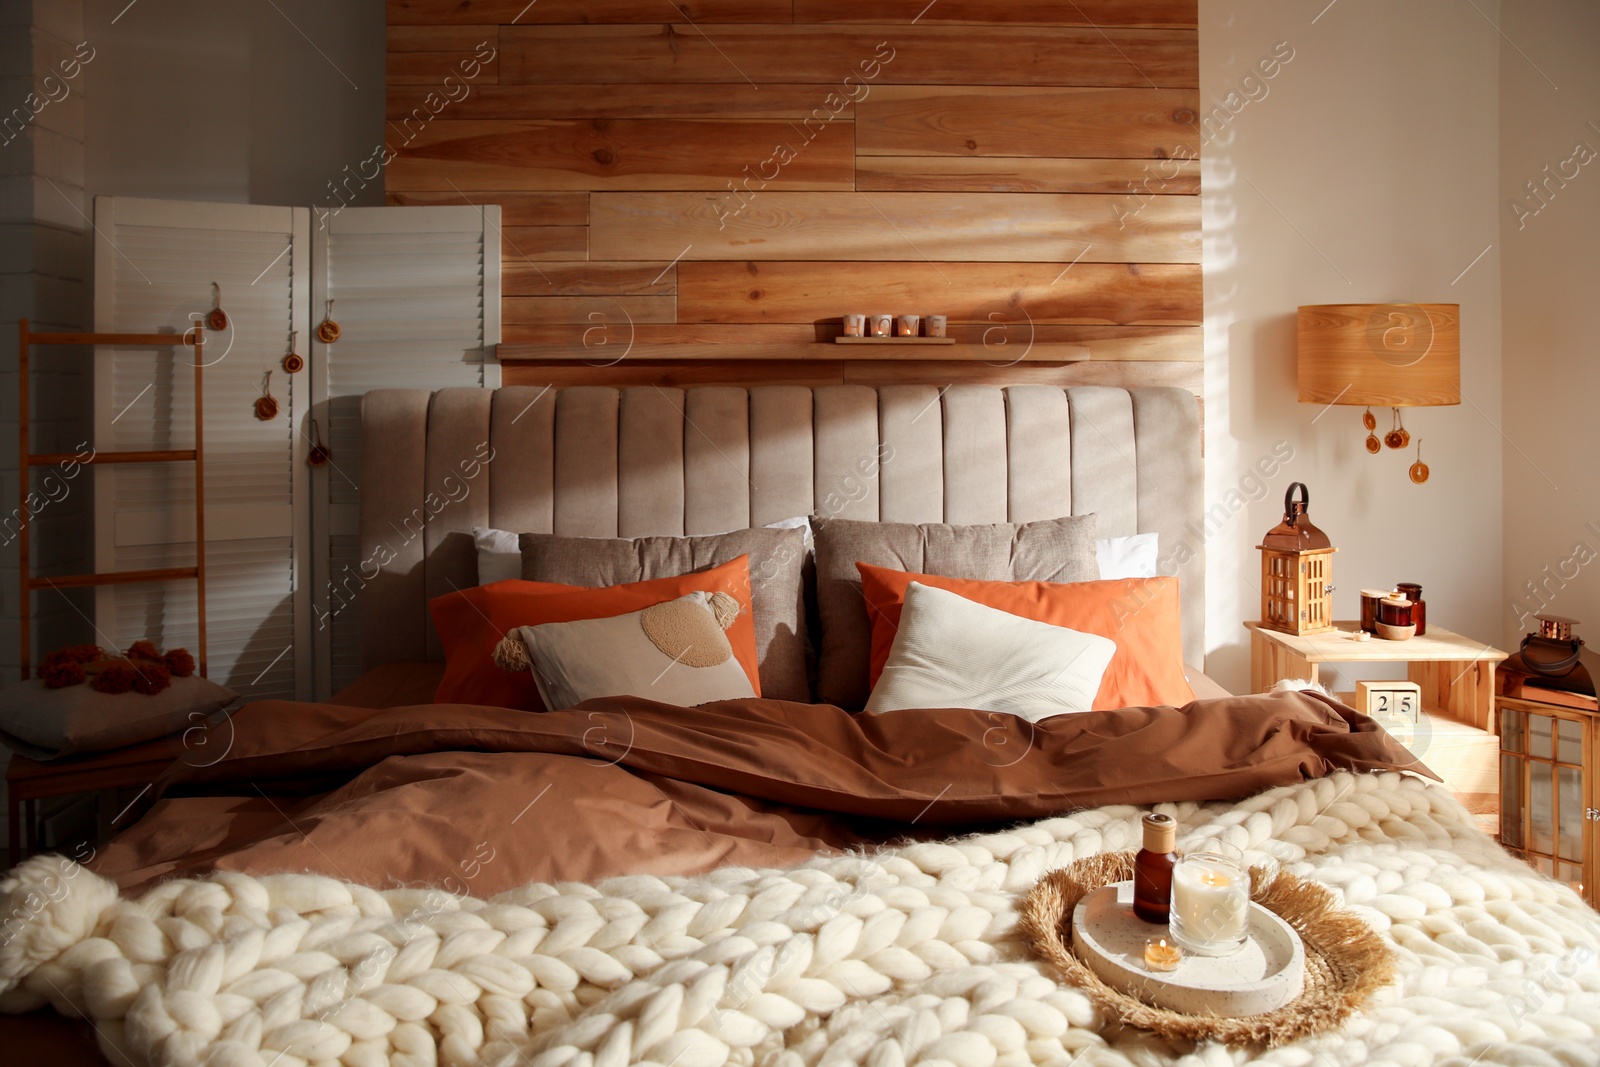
283,330,304,374
1410,438,1430,484
206,282,228,332
1363,407,1380,454
254,371,279,421
1384,407,1410,450
307,418,332,468
316,299,341,343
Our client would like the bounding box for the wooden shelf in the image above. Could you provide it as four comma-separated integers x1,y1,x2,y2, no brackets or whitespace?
6,732,190,867
833,335,957,345
1246,621,1506,663
1247,621,1507,733
1251,619,1508,835
1334,691,1499,833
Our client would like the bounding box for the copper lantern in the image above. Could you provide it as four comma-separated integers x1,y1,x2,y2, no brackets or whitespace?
1258,482,1337,636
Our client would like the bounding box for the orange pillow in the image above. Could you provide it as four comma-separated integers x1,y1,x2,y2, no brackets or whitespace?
431,556,762,710
855,563,1195,711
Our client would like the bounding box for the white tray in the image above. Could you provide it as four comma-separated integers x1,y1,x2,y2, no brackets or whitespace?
1071,882,1305,1017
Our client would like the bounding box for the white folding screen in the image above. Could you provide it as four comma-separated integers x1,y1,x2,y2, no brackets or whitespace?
91,198,498,700
92,197,312,700
311,205,500,697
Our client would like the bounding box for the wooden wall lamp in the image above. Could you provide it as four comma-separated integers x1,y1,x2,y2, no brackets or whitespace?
1297,303,1460,483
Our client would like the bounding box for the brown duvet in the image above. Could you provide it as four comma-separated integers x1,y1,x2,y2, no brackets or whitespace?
86,689,1432,897
5,688,1431,1066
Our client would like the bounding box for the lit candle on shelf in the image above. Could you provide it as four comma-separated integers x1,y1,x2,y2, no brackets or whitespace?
1143,936,1182,972
1171,852,1249,955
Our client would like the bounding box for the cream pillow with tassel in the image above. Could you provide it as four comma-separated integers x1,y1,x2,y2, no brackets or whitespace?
499,591,755,711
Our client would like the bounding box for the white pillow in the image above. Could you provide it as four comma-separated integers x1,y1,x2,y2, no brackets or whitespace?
1096,532,1159,579
511,591,756,711
474,517,814,586
864,582,1116,721
475,527,524,584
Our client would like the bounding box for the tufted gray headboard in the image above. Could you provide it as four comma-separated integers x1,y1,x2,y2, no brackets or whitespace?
358,384,1204,671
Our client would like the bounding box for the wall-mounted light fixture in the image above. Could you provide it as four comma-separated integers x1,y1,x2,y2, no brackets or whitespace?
1297,303,1460,483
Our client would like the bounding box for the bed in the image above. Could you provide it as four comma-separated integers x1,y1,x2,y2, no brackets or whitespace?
2,385,1597,1067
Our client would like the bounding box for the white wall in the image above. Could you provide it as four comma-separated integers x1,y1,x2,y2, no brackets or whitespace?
1,0,95,684
1200,0,1504,693
1499,1,1600,650
82,0,384,208
1,0,384,681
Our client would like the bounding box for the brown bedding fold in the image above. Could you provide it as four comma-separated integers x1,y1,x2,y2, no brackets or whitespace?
327,660,444,708
87,690,1430,898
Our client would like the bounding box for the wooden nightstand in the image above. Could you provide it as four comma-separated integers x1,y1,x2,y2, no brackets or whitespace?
5,735,185,866
1247,621,1508,833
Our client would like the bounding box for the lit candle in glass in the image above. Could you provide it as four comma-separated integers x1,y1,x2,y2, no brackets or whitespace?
1170,842,1250,957
1143,936,1182,972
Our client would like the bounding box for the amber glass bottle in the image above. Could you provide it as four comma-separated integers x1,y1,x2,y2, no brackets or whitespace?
1133,812,1177,924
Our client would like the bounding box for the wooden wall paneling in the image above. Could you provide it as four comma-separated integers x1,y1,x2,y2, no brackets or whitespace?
499,359,1203,393
500,339,1098,363
852,359,1202,389
387,1,1202,380
386,192,592,274
388,0,795,24
503,296,677,325
855,156,1201,194
386,119,856,191
387,84,858,121
590,192,1200,264
793,0,1198,27
387,25,497,51
385,191,588,226
387,49,498,85
506,261,677,298
500,226,587,260
497,324,1201,362
857,86,1199,159
498,26,1198,88
506,361,845,389
676,262,1202,325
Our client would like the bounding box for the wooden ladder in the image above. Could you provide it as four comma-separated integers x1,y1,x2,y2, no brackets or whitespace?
17,319,208,679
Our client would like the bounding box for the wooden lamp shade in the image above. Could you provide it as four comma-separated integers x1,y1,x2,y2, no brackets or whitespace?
1297,304,1461,406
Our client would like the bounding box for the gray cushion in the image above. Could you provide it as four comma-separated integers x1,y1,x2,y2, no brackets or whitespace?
520,526,811,703
0,674,239,761
811,514,1099,709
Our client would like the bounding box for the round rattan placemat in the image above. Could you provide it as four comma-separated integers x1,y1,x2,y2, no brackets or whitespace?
1019,851,1395,1048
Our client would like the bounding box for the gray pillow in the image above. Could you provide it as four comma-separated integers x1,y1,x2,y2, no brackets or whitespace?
0,674,239,761
811,514,1099,710
520,526,810,703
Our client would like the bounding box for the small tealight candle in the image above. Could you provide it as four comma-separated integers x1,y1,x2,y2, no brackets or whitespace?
1144,936,1182,972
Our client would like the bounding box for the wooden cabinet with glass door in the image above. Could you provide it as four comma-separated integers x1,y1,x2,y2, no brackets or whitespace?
1497,693,1597,908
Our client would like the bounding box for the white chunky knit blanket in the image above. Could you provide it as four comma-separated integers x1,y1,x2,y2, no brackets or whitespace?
3,770,1598,1067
